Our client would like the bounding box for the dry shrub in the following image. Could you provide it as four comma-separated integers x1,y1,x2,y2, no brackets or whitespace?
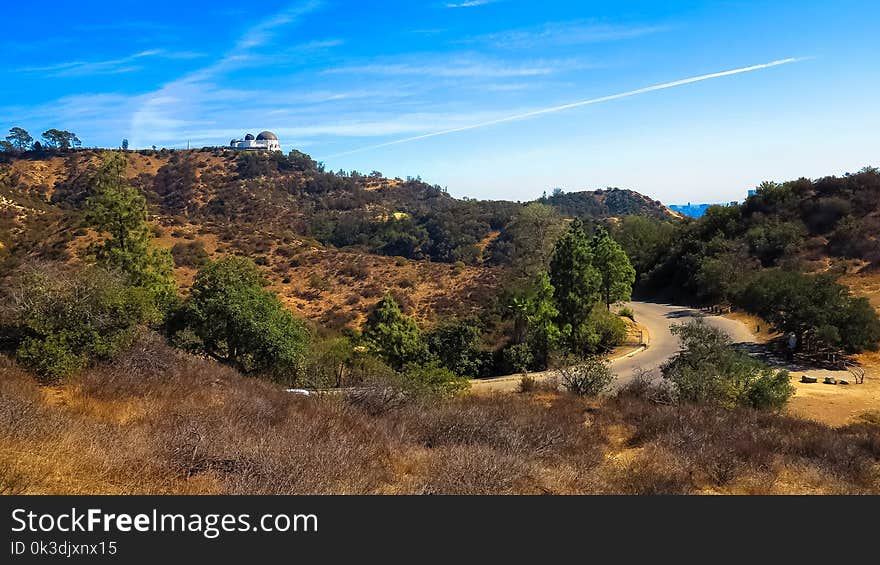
602,391,880,492
155,399,391,494
607,447,694,495
417,445,530,495
3,338,880,495
0,459,31,495
0,356,58,440
518,375,559,393
400,395,583,457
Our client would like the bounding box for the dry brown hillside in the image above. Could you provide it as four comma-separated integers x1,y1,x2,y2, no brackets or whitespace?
1,149,675,331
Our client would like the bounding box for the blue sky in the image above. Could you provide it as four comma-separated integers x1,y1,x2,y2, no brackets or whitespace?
3,1,878,203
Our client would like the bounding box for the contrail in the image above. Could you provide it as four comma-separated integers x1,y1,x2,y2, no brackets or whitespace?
327,57,801,158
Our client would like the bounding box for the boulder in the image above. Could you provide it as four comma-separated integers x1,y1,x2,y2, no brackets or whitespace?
800,375,818,384
823,377,837,385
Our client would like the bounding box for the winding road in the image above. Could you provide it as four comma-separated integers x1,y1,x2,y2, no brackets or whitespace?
470,301,757,394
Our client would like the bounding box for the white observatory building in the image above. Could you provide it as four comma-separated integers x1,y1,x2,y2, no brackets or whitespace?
229,131,281,151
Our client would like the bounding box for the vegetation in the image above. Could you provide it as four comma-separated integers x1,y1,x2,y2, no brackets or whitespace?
2,346,878,495
360,295,428,370
85,153,176,307
176,257,310,382
548,220,632,355
739,270,880,353
590,227,636,309
2,147,880,496
662,320,794,410
557,355,614,396
641,168,880,354
1,265,158,382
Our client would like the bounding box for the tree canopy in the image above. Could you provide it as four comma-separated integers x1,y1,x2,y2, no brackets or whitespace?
7,265,158,382
590,227,636,309
184,256,310,380
6,127,33,151
549,219,601,349
361,295,428,370
41,129,81,150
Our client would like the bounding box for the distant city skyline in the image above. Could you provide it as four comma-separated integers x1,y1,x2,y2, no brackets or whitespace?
3,1,879,203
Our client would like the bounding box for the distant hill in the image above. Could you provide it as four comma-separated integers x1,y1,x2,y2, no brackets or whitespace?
0,148,676,329
539,187,676,221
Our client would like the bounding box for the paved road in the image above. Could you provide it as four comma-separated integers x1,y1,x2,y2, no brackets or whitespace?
470,301,756,394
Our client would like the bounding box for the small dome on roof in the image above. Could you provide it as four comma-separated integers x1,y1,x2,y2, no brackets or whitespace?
256,131,277,141
244,133,255,141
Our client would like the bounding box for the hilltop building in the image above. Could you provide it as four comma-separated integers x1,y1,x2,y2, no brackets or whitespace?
229,131,280,151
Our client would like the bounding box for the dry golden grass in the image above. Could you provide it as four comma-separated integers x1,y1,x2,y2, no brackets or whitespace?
2,337,879,495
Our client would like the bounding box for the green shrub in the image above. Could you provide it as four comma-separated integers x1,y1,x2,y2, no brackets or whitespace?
400,362,469,398
501,343,534,374
618,307,635,321
426,319,487,378
662,320,794,410
8,265,158,382
558,355,613,396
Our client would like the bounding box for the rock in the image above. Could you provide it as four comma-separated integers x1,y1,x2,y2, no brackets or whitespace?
801,375,818,383
823,377,837,385
839,380,849,385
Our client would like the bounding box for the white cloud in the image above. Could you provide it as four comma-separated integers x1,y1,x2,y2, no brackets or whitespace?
467,20,670,49
18,50,207,77
445,0,501,8
129,1,327,147
324,55,584,78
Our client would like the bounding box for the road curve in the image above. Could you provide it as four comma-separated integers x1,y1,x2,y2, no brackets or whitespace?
470,301,756,394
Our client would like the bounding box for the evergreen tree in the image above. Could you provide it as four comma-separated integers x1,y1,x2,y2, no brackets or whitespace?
6,127,33,150
507,272,560,369
549,219,601,349
590,227,636,309
85,152,175,306
361,295,428,369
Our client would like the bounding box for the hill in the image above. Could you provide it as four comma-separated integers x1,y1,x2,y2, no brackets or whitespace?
0,148,676,329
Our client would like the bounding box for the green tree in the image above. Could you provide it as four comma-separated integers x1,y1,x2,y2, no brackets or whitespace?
6,127,33,150
549,219,601,351
85,153,175,306
589,227,636,309
426,319,487,378
739,270,880,353
506,272,560,368
610,215,676,279
662,320,794,409
41,129,81,149
184,257,310,380
361,295,428,370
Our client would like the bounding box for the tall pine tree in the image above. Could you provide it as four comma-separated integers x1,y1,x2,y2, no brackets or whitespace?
85,152,175,307
549,219,601,349
590,227,636,309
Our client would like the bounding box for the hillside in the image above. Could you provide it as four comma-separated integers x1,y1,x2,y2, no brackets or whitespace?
642,169,880,296
0,148,675,329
